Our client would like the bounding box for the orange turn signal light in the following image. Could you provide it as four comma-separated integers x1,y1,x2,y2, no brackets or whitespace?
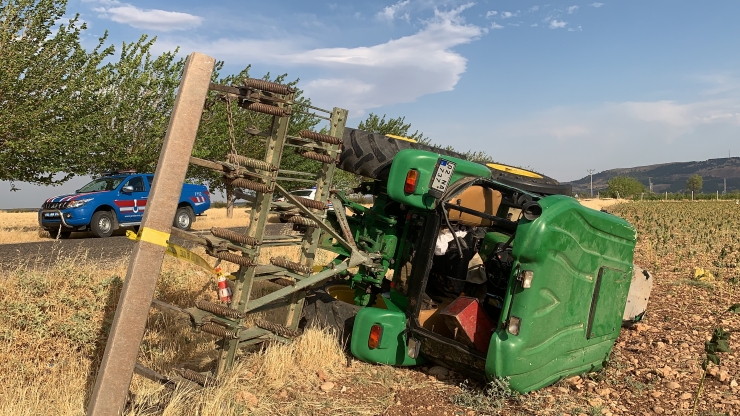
404,169,419,193
368,324,383,349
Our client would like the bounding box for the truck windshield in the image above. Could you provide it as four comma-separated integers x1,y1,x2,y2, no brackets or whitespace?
78,177,125,192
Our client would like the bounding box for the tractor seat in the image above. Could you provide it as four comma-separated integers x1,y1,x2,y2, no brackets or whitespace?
447,185,502,227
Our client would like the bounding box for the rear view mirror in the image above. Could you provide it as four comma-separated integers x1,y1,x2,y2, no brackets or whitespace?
122,186,134,193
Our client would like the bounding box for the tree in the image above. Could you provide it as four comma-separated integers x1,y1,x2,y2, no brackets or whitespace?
357,113,428,144
686,174,703,193
605,176,646,198
83,35,185,175
0,0,115,186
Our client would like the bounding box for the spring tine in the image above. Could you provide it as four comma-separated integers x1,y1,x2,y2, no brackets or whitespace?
299,151,335,164
270,278,296,287
211,227,259,246
270,257,312,274
254,318,302,338
212,251,256,267
200,323,239,339
240,101,288,117
287,216,319,228
176,368,217,387
298,130,342,145
293,196,329,210
227,177,271,193
226,154,278,171
195,300,245,320
245,78,294,95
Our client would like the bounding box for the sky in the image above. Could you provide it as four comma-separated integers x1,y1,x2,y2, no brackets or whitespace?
4,0,740,208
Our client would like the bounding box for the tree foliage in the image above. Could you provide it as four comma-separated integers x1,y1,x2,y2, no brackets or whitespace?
0,0,114,184
605,176,646,198
357,113,428,144
686,174,703,193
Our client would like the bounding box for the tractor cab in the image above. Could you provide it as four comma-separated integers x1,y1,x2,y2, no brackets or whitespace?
320,148,647,393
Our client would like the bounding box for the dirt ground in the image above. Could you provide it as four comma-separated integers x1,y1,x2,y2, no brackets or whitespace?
578,198,628,211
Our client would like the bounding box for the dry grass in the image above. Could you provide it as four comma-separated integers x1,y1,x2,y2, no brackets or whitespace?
0,243,452,416
0,211,49,243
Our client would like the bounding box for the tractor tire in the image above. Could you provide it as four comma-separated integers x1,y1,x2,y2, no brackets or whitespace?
338,128,467,179
487,162,572,196
301,282,361,344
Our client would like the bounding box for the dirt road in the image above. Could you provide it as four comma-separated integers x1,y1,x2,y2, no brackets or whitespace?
0,224,293,269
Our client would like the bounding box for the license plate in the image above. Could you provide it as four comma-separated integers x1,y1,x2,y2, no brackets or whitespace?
44,212,60,218
430,159,456,196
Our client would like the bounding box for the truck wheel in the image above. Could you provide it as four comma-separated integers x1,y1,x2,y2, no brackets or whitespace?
301,282,361,344
487,162,572,197
173,206,194,231
90,211,114,238
338,128,467,179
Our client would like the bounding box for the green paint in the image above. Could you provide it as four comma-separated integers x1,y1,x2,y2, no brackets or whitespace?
486,195,636,392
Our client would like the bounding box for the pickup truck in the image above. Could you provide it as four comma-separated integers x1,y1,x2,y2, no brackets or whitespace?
38,171,210,238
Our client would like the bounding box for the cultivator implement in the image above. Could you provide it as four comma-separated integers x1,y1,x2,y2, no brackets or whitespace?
87,52,363,415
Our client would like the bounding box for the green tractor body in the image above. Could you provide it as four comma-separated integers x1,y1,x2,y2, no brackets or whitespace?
317,147,642,393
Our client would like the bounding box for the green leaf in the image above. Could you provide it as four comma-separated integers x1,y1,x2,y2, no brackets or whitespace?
728,303,740,313
707,353,720,366
716,340,731,353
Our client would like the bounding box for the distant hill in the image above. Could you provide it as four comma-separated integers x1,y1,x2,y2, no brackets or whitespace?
568,157,740,194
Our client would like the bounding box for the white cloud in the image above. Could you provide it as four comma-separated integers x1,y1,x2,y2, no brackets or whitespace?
549,19,567,29
94,4,202,31
567,5,579,14
377,0,410,21
529,6,539,12
491,22,504,29
501,11,514,18
590,2,605,7
567,25,583,32
531,23,538,27
157,4,484,116
486,10,497,18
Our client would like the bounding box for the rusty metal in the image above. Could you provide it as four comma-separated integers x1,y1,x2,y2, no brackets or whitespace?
245,78,294,95
227,177,271,193
329,194,357,249
210,227,259,246
270,278,296,287
254,318,302,338
227,153,278,171
195,300,244,320
287,215,319,228
270,257,312,274
299,151,335,164
239,101,288,117
294,196,329,210
298,129,342,145
177,368,217,387
86,52,216,416
211,250,256,267
201,322,239,339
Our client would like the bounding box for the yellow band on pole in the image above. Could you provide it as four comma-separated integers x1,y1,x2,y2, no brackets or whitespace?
126,228,220,275
137,227,171,247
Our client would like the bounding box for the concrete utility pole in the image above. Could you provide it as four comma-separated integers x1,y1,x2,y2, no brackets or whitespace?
649,177,653,193
587,169,595,198
724,178,727,195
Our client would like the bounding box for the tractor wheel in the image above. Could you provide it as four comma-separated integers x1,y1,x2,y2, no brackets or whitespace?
301,282,361,345
338,128,467,179
487,162,572,196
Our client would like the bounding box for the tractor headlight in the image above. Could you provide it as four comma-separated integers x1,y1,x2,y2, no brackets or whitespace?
67,198,93,209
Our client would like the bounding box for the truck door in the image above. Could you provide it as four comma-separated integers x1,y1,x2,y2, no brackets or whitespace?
115,176,148,224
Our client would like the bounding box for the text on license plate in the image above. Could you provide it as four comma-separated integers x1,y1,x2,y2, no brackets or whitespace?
431,159,456,194
44,212,60,218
